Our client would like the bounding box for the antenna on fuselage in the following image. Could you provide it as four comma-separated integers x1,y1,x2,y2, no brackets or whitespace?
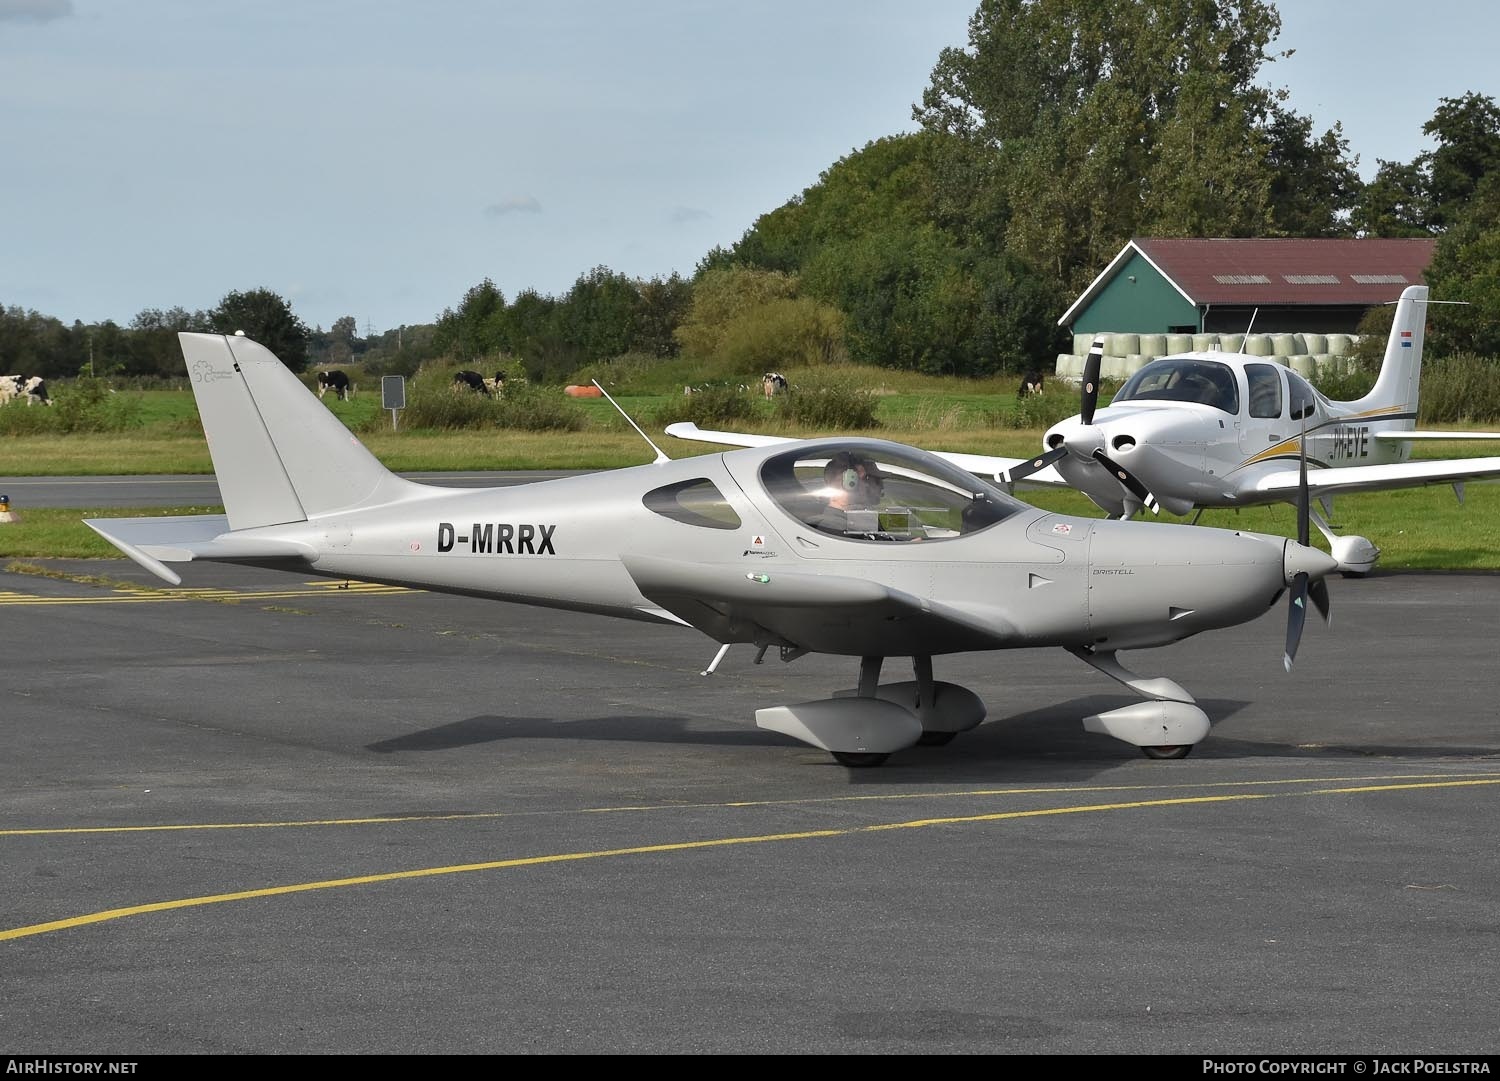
592,379,670,464
1239,308,1259,352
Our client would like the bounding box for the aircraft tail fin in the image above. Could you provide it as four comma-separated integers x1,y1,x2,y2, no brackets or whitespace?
1350,285,1428,421
179,332,422,530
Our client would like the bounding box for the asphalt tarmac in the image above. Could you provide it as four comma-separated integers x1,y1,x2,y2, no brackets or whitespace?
2,542,1499,1054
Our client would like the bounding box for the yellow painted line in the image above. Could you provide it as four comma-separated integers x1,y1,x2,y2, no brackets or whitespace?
3,776,1496,942
5,771,1497,838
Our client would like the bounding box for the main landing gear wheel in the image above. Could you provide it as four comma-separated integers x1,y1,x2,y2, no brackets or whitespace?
1142,745,1192,760
916,731,957,747
832,751,891,768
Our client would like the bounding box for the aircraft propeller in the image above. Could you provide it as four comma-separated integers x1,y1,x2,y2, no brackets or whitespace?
999,339,1159,514
1283,426,1333,672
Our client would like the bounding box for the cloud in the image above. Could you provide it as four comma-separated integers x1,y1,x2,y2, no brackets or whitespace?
484,195,542,217
0,0,74,22
670,205,711,224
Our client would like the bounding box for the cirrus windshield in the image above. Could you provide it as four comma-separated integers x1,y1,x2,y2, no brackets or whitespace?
1114,358,1241,415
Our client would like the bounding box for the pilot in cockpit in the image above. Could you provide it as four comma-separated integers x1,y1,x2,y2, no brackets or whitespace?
812,451,887,536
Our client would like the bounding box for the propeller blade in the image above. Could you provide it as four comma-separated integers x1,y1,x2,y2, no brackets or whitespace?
1297,423,1310,548
1091,448,1159,514
1079,338,1104,426
999,445,1068,487
1310,577,1331,625
1284,571,1309,673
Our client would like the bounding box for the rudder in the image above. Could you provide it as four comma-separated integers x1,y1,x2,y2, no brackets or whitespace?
181,333,418,530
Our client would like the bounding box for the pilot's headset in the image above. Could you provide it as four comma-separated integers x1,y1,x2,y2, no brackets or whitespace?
840,457,882,505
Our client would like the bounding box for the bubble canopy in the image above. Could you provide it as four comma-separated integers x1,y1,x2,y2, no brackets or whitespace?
757,440,1028,542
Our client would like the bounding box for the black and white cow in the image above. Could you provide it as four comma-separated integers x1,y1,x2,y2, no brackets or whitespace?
1017,369,1044,399
485,370,507,394
452,370,490,395
762,371,788,399
316,370,352,401
0,375,51,406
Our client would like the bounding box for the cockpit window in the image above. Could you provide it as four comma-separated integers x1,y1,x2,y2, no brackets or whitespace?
1246,363,1283,419
1114,358,1241,415
1287,370,1319,421
643,478,741,530
759,442,1026,542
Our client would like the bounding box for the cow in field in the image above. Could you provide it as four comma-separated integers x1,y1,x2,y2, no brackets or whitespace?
763,372,788,399
0,375,52,406
1017,369,1044,399
316,370,352,401
452,370,490,395
485,370,507,394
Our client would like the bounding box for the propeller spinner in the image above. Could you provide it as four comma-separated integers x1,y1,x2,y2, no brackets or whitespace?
1000,339,1159,513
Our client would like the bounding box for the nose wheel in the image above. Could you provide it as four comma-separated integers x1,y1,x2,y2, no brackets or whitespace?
832,751,891,768
1141,744,1192,760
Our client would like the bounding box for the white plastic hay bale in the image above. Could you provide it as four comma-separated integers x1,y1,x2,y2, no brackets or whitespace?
1327,333,1354,355
1074,333,1097,356
1054,353,1083,380
1166,334,1194,354
1218,333,1244,353
1138,333,1166,358
1108,333,1139,357
1101,355,1130,380
1303,333,1328,354
1244,334,1274,356
1270,333,1298,357
1289,355,1318,379
1192,333,1218,351
1122,354,1150,377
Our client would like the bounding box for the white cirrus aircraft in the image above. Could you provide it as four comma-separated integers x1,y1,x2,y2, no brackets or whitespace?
85,332,1338,767
670,285,1500,577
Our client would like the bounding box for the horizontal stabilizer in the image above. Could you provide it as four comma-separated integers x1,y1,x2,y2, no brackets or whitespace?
84,514,316,585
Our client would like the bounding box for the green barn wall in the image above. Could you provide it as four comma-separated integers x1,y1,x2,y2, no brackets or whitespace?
1067,252,1200,334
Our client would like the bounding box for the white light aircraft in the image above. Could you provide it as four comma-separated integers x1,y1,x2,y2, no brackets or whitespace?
669,285,1500,577
86,332,1339,767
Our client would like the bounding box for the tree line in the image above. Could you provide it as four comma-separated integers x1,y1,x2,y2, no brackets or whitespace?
5,1,1500,386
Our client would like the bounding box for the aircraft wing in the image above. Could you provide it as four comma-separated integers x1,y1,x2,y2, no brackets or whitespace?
662,422,1070,490
1254,456,1500,498
621,554,1019,657
663,422,795,449
1373,431,1500,442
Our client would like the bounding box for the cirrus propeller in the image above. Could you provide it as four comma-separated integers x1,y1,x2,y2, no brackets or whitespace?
999,338,1159,514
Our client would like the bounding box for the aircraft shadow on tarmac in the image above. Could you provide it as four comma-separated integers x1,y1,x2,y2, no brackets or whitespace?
364,693,1497,775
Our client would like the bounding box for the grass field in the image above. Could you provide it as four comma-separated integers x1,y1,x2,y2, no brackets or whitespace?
3,381,1500,569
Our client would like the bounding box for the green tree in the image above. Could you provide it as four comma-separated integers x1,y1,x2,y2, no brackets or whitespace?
433,279,506,363
1423,92,1500,229
500,288,567,382
210,288,310,372
674,266,800,358
916,0,1286,293
633,273,693,357
1262,104,1362,236
1424,172,1500,357
1350,159,1432,237
128,306,210,376
558,266,641,360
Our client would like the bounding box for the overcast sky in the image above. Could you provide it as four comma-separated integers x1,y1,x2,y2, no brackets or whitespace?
3,1,1496,335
